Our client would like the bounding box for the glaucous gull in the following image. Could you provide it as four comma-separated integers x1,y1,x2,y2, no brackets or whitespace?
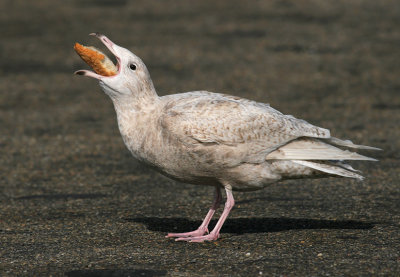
74,33,379,242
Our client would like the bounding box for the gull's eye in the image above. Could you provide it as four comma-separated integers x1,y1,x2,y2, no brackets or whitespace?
129,63,137,71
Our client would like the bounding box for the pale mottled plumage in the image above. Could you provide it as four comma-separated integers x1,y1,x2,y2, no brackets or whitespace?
75,34,379,242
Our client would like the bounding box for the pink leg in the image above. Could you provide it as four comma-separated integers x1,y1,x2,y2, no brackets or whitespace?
176,187,235,242
166,187,222,238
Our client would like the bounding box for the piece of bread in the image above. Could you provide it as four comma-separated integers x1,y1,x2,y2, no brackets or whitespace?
74,43,117,76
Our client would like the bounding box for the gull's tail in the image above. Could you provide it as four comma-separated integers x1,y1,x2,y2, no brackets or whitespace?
266,137,380,180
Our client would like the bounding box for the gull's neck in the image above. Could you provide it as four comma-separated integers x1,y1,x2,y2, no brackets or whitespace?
110,90,159,112
110,89,160,136
109,86,160,143
109,92,161,163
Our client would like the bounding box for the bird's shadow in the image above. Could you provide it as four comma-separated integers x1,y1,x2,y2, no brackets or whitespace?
65,269,167,277
15,193,107,200
125,217,375,235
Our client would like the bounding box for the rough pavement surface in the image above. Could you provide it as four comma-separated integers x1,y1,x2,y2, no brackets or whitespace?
1,0,399,276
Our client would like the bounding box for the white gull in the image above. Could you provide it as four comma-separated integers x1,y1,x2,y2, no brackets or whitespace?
75,33,379,242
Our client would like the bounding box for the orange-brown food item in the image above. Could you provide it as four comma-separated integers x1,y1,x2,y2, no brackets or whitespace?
74,42,117,76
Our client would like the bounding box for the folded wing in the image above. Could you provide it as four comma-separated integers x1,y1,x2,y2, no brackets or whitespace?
161,91,330,155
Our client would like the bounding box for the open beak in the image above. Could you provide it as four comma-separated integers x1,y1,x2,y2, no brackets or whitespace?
74,33,120,79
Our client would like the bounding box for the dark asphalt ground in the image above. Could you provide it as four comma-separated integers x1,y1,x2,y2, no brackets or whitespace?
1,0,399,276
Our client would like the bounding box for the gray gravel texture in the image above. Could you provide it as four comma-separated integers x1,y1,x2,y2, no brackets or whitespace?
1,0,399,276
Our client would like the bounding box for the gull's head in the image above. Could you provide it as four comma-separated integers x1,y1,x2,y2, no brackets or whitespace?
74,33,154,98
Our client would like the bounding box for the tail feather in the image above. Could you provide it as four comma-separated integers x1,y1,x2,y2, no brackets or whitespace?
334,162,361,173
292,160,364,180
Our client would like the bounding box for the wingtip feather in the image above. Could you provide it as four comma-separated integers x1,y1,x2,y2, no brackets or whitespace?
327,137,381,151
